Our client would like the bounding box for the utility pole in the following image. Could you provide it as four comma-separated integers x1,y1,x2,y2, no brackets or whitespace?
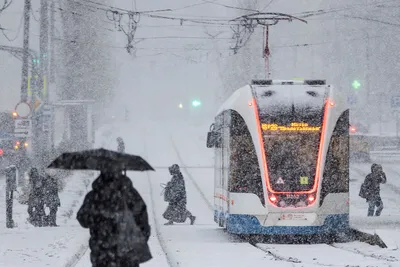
33,0,50,167
40,0,49,102
20,0,31,102
49,0,55,85
49,0,56,152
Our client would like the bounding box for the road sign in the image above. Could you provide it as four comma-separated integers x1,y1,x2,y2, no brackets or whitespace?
14,102,32,118
14,119,32,130
391,96,400,109
14,129,32,138
33,95,43,112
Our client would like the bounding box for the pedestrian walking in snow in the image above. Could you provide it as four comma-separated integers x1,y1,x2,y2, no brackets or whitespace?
117,137,125,153
27,167,45,227
43,171,60,226
77,170,152,267
359,163,387,216
163,164,196,225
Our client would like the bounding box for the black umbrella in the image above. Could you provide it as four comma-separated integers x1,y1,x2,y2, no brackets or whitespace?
47,148,155,172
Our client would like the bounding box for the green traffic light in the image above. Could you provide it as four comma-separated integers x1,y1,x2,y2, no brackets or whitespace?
352,80,361,90
192,100,201,107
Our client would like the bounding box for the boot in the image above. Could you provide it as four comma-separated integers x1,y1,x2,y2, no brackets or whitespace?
190,216,196,225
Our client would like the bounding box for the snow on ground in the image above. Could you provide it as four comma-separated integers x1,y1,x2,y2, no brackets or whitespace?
349,162,400,250
167,120,400,266
0,171,94,266
73,120,400,267
3,120,400,267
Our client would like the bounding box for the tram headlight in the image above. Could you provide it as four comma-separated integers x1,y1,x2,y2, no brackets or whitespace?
269,194,277,202
308,194,316,203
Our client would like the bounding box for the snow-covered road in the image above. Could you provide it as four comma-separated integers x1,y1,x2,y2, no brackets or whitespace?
2,121,400,266
72,121,400,267
0,171,93,266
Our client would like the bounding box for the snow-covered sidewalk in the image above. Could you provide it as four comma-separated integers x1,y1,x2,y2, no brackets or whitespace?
0,171,94,267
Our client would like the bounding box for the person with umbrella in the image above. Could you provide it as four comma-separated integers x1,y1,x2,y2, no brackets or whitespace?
48,148,154,267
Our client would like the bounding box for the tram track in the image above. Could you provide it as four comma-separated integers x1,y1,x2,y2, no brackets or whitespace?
143,138,177,267
328,243,398,263
169,135,314,265
168,135,397,266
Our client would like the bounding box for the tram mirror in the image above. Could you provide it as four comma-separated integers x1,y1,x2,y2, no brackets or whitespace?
206,131,215,148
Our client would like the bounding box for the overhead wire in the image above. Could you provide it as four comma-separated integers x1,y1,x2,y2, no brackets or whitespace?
261,0,277,12
50,0,400,59
0,11,24,42
0,0,13,14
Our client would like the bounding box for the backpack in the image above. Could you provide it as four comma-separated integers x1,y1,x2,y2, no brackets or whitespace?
359,182,368,199
115,194,147,257
163,182,173,202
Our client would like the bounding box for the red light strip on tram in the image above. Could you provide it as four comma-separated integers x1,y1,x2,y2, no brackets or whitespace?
252,98,330,196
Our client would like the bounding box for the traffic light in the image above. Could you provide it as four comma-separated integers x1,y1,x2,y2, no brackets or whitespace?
32,58,40,64
352,80,361,90
178,103,183,109
192,99,201,107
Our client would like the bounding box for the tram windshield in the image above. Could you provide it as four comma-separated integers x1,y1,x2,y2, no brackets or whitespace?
259,106,324,192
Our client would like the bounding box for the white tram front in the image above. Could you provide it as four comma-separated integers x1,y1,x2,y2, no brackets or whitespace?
206,80,349,235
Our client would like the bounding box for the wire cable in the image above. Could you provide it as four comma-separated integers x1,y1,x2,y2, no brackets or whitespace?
0,11,23,42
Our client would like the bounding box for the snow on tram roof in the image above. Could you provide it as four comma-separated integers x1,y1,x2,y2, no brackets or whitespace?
216,80,332,116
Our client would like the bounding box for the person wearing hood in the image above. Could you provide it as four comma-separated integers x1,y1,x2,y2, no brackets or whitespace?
77,170,152,267
362,163,387,216
163,164,196,225
43,170,61,226
27,167,45,227
117,137,125,153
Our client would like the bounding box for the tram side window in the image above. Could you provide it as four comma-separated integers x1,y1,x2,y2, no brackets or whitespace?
321,110,349,205
229,111,264,205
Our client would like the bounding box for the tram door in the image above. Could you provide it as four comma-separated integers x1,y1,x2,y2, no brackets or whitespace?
214,114,224,221
221,111,231,215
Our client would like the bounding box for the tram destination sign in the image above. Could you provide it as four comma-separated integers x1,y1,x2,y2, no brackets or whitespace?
262,122,321,132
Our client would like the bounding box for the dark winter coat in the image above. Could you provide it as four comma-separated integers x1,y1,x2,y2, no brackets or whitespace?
363,170,387,201
163,172,188,223
77,173,152,267
43,175,60,209
166,172,187,205
28,172,44,208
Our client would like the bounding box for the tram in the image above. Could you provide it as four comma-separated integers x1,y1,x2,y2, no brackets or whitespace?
206,80,349,235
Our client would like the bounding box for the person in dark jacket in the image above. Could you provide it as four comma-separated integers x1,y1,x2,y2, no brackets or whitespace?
163,164,196,225
27,167,45,227
77,171,152,267
117,137,125,153
43,172,61,226
363,163,387,216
